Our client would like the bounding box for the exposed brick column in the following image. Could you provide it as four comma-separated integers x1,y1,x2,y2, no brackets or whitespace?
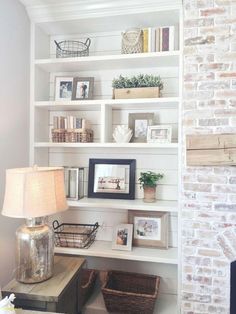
182,0,236,313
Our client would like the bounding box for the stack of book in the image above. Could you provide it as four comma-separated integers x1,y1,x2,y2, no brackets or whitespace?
143,26,176,53
53,116,86,129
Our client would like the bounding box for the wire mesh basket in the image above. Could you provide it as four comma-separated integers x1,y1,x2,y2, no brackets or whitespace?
53,220,99,249
54,38,91,58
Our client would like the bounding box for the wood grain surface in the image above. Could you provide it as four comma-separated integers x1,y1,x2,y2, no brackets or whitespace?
2,255,85,302
16,309,60,314
186,134,236,166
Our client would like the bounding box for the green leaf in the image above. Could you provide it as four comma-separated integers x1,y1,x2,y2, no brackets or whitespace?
138,171,164,189
112,74,164,89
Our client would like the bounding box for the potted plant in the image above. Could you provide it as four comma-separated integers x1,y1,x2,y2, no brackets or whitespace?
138,171,164,203
112,74,163,99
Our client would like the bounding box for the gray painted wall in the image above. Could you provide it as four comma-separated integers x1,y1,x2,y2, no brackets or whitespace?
0,0,30,287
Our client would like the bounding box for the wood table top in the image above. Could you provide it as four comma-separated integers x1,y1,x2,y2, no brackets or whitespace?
3,255,85,302
16,310,61,314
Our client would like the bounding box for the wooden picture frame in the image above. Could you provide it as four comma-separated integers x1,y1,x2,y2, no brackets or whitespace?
147,125,172,143
128,210,168,249
112,224,133,251
72,77,94,100
88,159,136,200
128,113,154,142
55,76,73,101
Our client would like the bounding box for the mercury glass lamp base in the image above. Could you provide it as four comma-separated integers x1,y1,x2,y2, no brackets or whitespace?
15,217,54,283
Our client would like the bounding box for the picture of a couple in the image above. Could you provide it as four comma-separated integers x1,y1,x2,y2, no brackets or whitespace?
75,81,90,99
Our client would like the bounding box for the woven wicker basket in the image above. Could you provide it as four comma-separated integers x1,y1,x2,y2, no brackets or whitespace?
52,129,93,143
102,270,160,314
121,28,143,54
78,269,98,309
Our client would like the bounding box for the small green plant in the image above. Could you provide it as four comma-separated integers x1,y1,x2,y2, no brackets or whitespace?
138,171,164,188
112,74,163,90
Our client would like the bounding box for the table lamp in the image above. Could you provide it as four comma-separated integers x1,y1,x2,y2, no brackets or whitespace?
1,166,68,283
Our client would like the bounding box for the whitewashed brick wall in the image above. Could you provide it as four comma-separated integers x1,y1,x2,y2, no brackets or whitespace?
182,0,236,313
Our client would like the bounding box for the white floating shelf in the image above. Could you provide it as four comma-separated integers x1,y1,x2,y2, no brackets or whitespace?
34,97,180,111
35,51,180,72
34,142,179,149
68,198,178,212
55,241,178,264
35,101,101,111
107,97,180,109
83,289,177,314
32,9,180,35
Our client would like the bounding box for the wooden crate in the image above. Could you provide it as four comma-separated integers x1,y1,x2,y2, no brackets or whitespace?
113,87,160,99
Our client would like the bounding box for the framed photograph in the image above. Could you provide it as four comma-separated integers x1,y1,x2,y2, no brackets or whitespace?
112,224,133,251
128,113,154,142
72,77,94,100
88,159,136,200
64,167,84,200
147,125,172,143
128,210,168,249
55,76,73,101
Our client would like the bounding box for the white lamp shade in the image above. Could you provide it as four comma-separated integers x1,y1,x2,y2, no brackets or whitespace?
2,167,68,218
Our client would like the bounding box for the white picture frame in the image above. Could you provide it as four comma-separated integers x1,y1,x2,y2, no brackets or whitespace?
147,125,172,143
112,224,133,251
55,76,73,101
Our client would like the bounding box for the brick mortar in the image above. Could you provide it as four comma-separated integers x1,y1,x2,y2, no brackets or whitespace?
182,0,236,313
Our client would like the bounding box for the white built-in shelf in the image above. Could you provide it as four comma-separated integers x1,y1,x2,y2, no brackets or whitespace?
35,100,101,111
34,142,179,149
83,289,177,314
35,97,180,111
68,197,178,212
55,240,178,264
155,294,178,314
34,51,180,72
28,7,180,35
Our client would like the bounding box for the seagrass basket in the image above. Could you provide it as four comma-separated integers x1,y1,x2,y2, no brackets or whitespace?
102,270,160,314
121,28,143,54
52,129,93,143
78,269,98,308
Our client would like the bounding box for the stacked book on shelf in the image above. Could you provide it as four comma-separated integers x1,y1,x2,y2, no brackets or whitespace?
53,116,86,130
143,26,176,53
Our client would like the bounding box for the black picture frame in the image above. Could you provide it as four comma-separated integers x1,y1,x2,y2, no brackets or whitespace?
88,159,136,200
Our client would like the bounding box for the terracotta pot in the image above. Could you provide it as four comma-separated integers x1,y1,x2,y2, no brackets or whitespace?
143,185,156,203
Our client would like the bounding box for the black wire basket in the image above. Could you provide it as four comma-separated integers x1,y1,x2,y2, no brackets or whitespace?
53,220,99,249
54,38,91,58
